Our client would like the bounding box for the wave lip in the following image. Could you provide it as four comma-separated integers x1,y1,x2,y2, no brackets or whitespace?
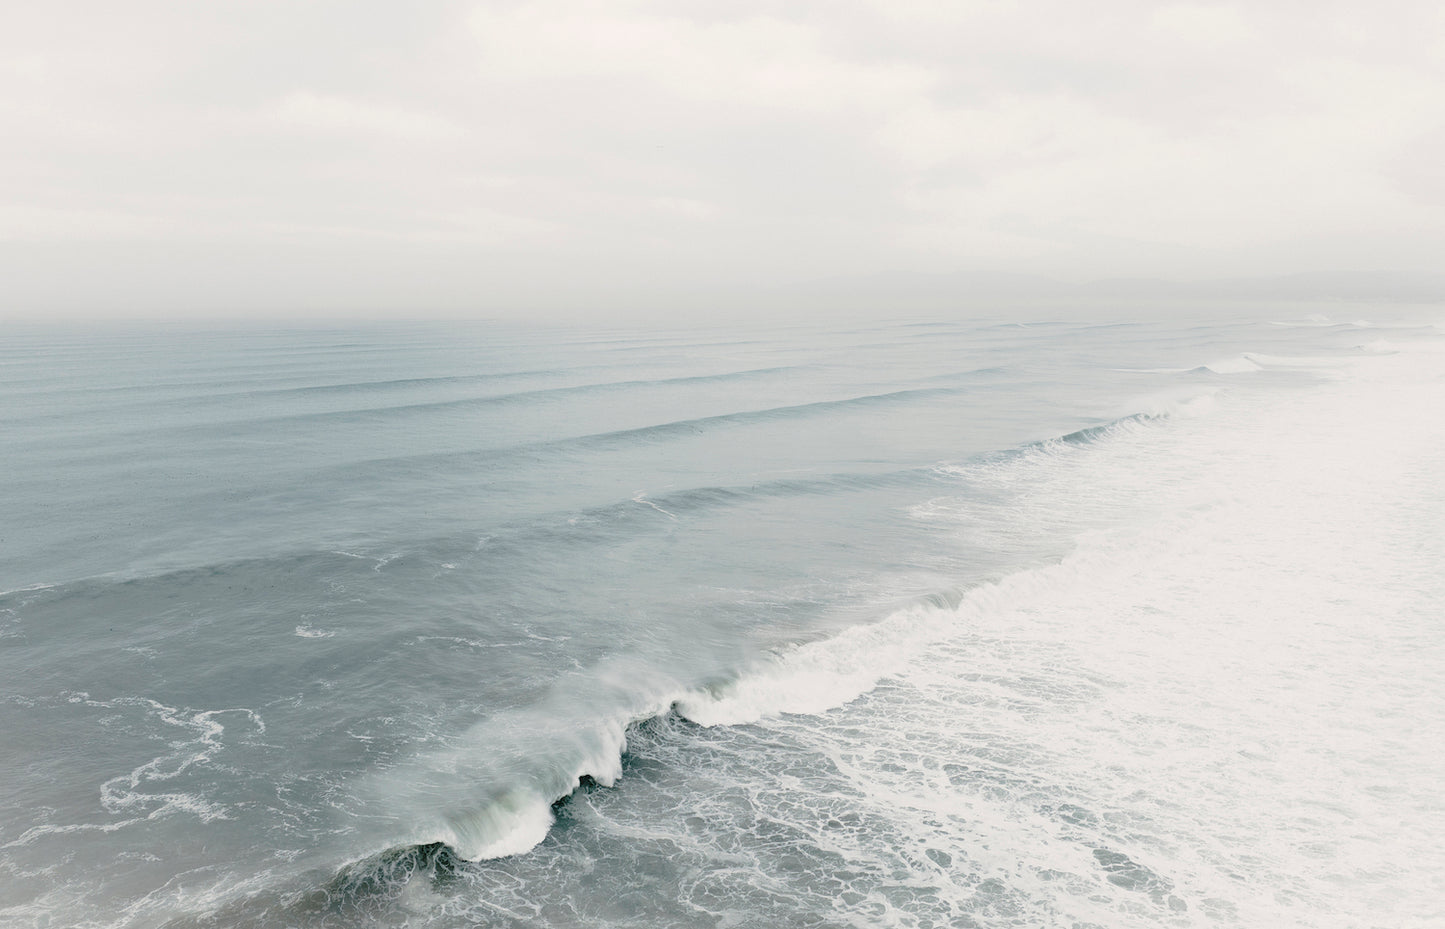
360,665,672,863
437,787,561,861
674,602,941,728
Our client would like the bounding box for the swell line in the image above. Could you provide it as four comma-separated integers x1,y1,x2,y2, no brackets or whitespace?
0,363,810,428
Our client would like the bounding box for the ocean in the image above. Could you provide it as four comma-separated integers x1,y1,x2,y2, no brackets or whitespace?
2,306,1442,929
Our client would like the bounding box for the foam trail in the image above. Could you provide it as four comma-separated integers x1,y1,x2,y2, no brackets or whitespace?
631,491,679,521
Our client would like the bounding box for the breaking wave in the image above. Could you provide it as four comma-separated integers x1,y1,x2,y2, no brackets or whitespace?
345,397,1208,872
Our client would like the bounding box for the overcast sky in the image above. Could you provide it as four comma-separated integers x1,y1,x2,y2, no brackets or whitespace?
3,1,1443,319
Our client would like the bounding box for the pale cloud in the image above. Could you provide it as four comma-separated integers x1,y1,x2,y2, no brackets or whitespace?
0,204,169,242
468,5,934,114
271,92,465,141
1387,124,1445,208
856,0,1445,274
649,196,720,221
1149,4,1261,46
1,0,1443,317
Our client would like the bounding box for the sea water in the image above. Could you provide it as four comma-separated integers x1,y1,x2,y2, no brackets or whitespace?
1,307,1442,928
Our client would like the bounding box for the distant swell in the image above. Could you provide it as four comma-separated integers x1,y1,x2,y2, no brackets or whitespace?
0,391,1195,612
0,364,809,429
174,384,983,486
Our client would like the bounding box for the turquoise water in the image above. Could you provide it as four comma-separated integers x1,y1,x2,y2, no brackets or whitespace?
2,309,1442,928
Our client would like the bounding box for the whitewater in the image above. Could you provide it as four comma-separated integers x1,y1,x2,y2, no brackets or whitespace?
1,307,1442,928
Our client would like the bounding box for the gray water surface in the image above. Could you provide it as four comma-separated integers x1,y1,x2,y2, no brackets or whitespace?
3,309,1442,928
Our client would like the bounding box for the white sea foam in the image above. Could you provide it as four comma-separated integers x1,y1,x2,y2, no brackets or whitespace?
1267,313,1335,327
0,583,55,598
95,702,263,824
675,607,934,727
1244,351,1352,368
675,390,1230,731
413,634,518,649
1129,389,1218,420
5,698,264,854
821,348,1445,926
1198,354,1262,374
632,490,679,520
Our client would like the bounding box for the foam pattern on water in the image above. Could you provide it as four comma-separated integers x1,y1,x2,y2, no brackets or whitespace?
348,344,1445,928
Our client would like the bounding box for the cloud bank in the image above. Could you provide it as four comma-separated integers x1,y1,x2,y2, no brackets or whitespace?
2,1,1442,318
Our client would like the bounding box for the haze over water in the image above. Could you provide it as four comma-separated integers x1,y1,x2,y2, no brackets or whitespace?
3,306,1442,928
